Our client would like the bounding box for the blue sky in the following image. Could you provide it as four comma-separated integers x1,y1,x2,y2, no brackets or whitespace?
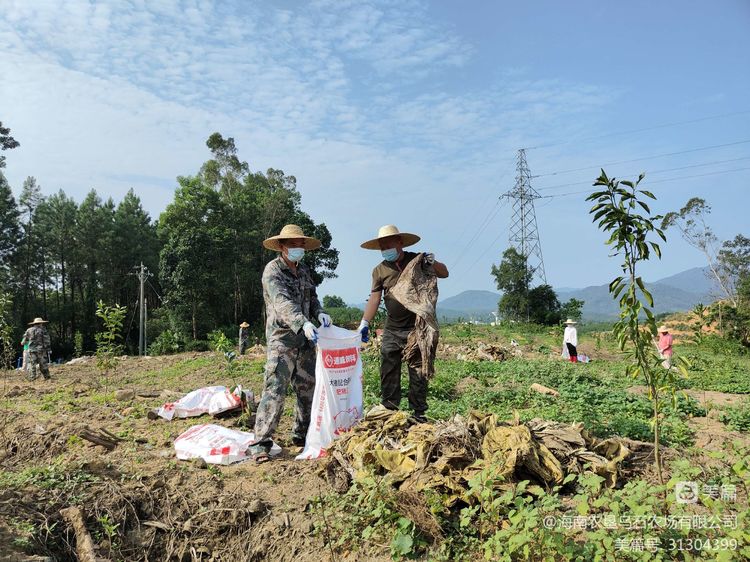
1,0,748,304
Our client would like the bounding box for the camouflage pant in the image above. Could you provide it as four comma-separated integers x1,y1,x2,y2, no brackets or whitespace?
239,339,249,355
27,350,50,380
380,327,428,415
253,343,316,447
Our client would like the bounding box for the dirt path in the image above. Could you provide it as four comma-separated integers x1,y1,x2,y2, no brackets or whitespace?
0,355,392,561
628,385,747,408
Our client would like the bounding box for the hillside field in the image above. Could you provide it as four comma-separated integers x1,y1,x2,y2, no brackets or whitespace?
1,323,749,561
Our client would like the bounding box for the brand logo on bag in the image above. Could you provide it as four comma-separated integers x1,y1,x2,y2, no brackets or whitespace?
322,347,358,369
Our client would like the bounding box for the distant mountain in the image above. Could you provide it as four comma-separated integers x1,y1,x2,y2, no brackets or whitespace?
439,290,500,312
651,266,717,295
437,290,500,322
434,267,715,322
350,267,716,322
556,267,716,321
557,283,710,321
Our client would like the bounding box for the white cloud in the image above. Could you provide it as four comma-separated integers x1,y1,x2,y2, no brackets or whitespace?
5,0,705,302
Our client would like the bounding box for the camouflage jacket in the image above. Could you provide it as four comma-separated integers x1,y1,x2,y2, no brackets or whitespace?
262,256,325,348
22,325,51,353
239,327,250,343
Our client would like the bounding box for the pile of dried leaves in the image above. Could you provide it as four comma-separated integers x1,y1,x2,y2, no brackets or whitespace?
325,406,641,505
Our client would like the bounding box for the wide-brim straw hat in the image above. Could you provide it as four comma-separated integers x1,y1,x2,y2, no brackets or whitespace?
240,322,250,328
658,325,669,333
263,224,321,251
360,225,421,250
564,318,577,325
29,317,49,325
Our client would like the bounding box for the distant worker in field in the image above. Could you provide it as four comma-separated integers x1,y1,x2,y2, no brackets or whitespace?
358,225,449,423
238,321,250,355
248,224,331,463
657,325,673,369
561,318,578,363
21,317,52,381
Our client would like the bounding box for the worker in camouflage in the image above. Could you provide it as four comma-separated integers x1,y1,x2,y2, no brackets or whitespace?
21,317,52,381
248,224,332,462
238,322,250,355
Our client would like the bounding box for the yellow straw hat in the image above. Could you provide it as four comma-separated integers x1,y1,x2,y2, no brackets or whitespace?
360,225,421,250
658,325,669,333
564,318,577,325
240,322,250,328
263,224,321,251
29,317,49,325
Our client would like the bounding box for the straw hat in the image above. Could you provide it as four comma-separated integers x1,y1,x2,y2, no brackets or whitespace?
263,224,321,251
564,318,577,325
240,322,250,328
28,317,49,325
658,325,669,333
360,225,421,250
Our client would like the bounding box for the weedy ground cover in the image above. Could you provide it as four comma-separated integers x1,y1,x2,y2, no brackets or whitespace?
1,321,748,561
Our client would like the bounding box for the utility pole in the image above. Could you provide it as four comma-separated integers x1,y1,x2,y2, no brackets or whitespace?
502,149,548,321
144,296,148,354
134,263,151,356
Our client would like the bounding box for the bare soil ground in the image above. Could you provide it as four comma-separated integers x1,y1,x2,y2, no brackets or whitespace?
0,352,391,562
628,385,750,452
2,351,747,561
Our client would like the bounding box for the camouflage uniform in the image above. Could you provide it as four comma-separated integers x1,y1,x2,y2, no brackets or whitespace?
252,256,325,450
239,326,250,355
21,325,51,381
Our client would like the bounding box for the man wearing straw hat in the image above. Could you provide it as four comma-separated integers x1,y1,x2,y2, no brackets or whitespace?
249,224,332,462
358,225,449,422
238,321,251,355
21,317,52,381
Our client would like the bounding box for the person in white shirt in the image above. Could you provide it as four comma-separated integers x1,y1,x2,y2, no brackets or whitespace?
561,319,578,363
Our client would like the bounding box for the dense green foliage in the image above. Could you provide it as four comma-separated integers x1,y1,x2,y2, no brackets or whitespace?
491,247,578,325
0,133,338,360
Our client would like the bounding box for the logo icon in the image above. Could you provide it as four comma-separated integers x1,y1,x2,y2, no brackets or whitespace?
321,347,358,370
675,481,699,504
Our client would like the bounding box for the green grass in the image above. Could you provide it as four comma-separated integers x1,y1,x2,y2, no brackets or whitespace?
39,388,79,413
0,459,98,492
720,400,750,432
127,356,217,384
362,356,702,445
677,350,750,394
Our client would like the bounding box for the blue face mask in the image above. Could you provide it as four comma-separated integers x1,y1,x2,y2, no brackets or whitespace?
381,248,399,262
287,248,305,262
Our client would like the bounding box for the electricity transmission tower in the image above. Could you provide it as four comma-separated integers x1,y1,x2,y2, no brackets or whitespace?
502,149,547,287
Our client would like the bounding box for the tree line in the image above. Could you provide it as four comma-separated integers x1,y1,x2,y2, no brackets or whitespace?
0,125,338,362
489,188,749,346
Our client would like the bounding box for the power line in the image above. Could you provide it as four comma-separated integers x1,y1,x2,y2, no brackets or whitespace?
532,139,750,178
536,155,750,192
451,198,507,269
451,171,510,252
146,278,164,302
451,199,500,263
542,166,750,200
464,229,507,275
524,109,750,151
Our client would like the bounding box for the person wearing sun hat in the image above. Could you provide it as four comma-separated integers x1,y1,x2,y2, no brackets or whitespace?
358,225,449,422
656,324,673,369
21,317,52,381
248,224,332,462
238,321,251,355
561,318,579,363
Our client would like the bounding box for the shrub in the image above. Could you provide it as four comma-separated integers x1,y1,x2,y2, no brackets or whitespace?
148,330,183,355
